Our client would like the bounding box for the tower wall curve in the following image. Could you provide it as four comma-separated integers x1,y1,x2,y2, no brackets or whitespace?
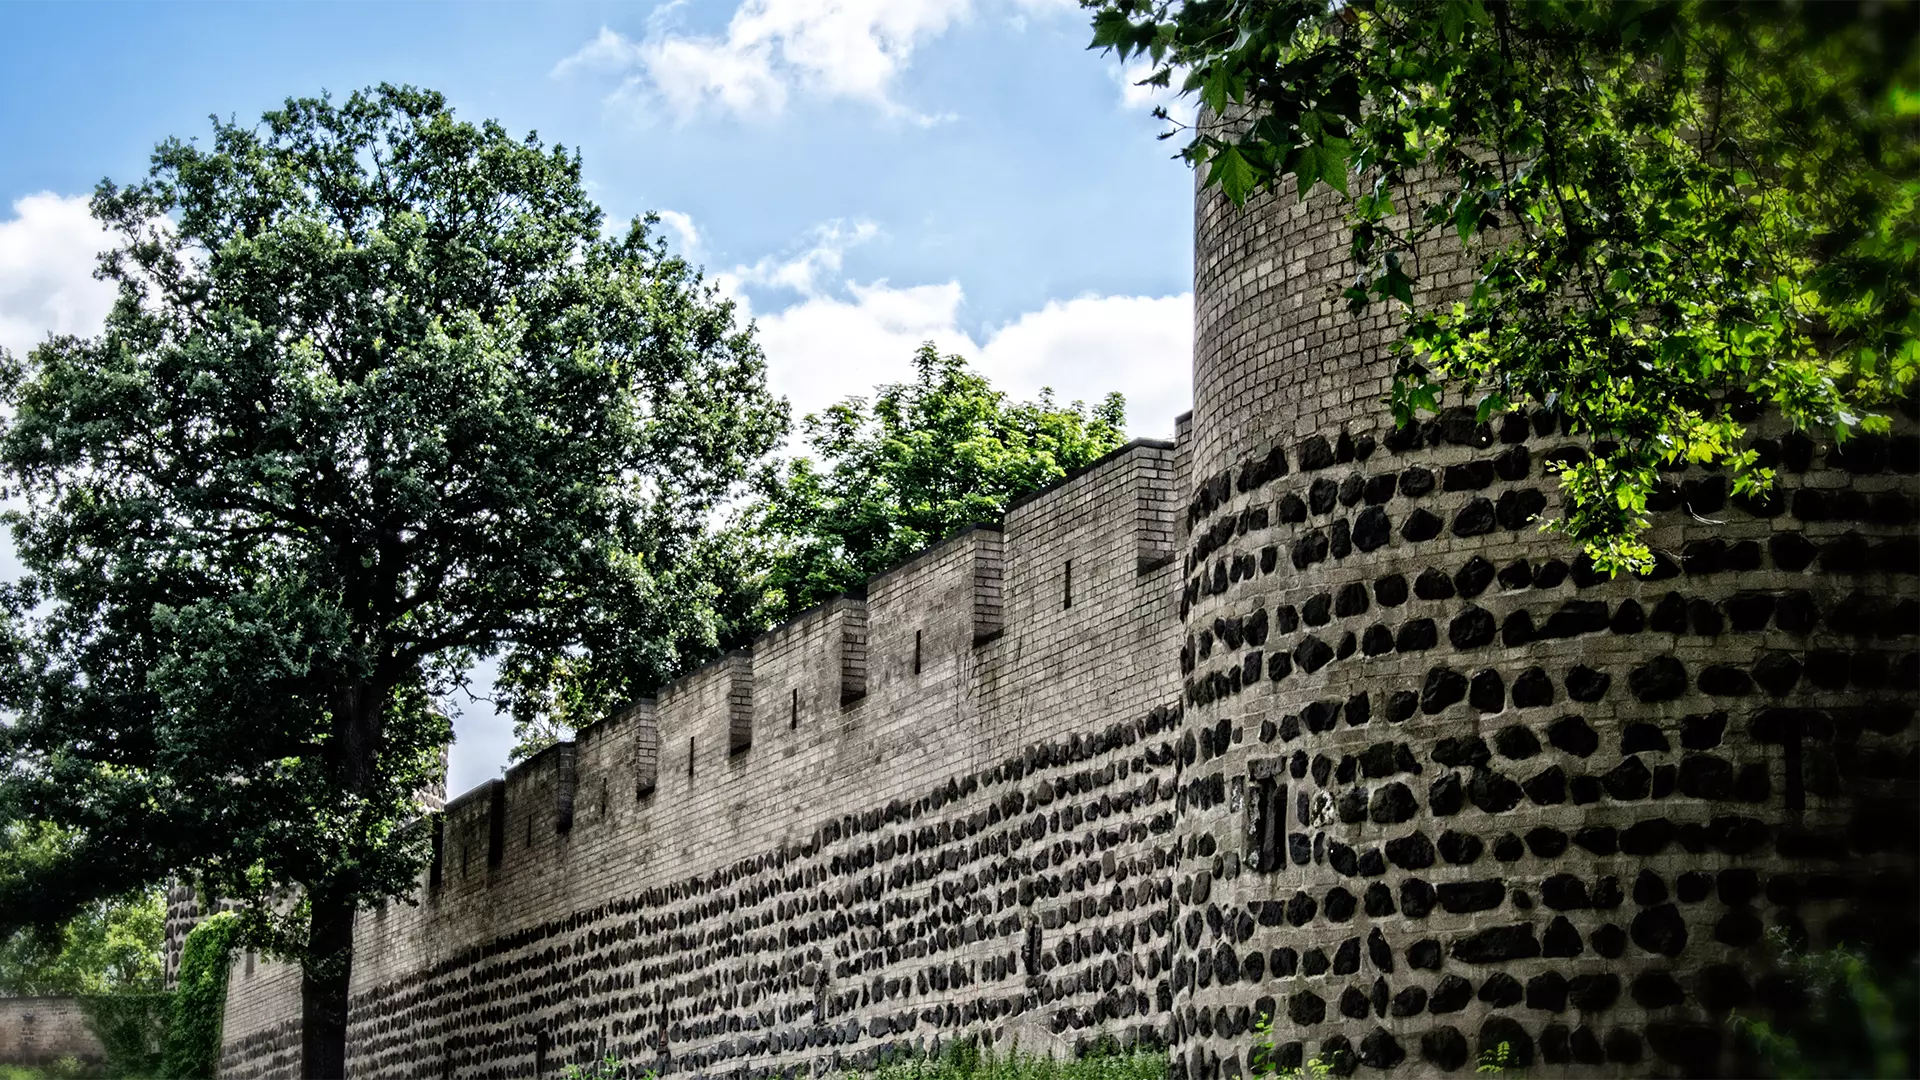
1174,175,1920,1077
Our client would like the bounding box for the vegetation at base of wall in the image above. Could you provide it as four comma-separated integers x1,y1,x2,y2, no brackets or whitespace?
554,1041,1166,1080
0,1060,99,1080
158,912,239,1080
1089,0,1919,574
78,992,172,1078
1734,931,1919,1079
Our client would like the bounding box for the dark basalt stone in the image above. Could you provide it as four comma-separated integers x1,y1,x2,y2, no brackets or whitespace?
1423,667,1469,714
1362,883,1397,919
1420,1027,1468,1071
1356,846,1386,876
1327,889,1359,924
1299,435,1336,471
1397,619,1439,653
1569,1027,1607,1066
1362,472,1398,504
1339,471,1365,507
1303,593,1333,626
1631,903,1689,957
1359,1028,1405,1070
1766,588,1812,630
1527,972,1569,1013
1629,656,1688,702
1414,567,1455,600
1407,939,1443,970
1771,531,1818,572
1873,490,1918,525
1387,690,1419,723
1278,493,1309,523
1292,530,1330,569
1684,538,1726,575
1438,830,1483,864
1541,1025,1573,1064
1289,991,1326,1025
1681,710,1728,749
1386,831,1436,870
1648,590,1690,633
1444,461,1494,491
1450,608,1498,650
1352,506,1391,552
1543,599,1610,639
1375,573,1409,606
1455,556,1496,597
1689,597,1725,635
1295,636,1334,673
1402,507,1445,542
1497,488,1548,530
1590,923,1628,959
1752,651,1802,696
1428,976,1473,1014
1834,433,1889,473
1474,668,1505,711
1682,475,1729,515
1541,874,1591,912
1495,724,1542,759
1621,722,1669,753
1495,442,1530,478
1433,735,1492,768
1452,498,1497,537
1678,754,1734,799
1438,879,1507,913
1303,947,1331,976
1533,558,1570,588
1268,651,1294,683
1603,756,1653,800
1724,592,1775,632
1804,650,1850,689
1308,478,1338,515
1527,826,1570,857
1576,827,1620,857
1567,973,1621,1013
1400,879,1437,919
1620,818,1676,856
1428,772,1464,816
1542,915,1585,958
1328,841,1358,876
1334,582,1371,618
1708,815,1770,855
1361,624,1394,655
1501,610,1535,646
1498,411,1531,444
1493,832,1525,861
1272,947,1300,976
1370,783,1419,825
1715,909,1765,946
1476,972,1523,1007
1609,597,1646,634
1666,871,1710,906
1390,987,1428,1018
1497,559,1533,591
1717,868,1762,906
1523,766,1567,806
1565,665,1612,702
1275,603,1301,633
1647,1023,1723,1074
1543,714,1605,757
1451,926,1535,967
1334,938,1362,974
1399,466,1436,497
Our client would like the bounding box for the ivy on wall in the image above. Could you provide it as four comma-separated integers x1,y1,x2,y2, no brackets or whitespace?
161,912,239,1078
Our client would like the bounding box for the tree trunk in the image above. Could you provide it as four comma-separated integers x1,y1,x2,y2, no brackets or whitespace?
302,891,356,1078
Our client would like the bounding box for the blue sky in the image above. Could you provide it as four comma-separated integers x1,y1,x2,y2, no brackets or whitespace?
0,0,1196,791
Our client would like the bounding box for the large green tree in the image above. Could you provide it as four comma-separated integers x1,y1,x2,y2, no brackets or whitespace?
0,85,783,1075
756,344,1127,621
1092,0,1918,571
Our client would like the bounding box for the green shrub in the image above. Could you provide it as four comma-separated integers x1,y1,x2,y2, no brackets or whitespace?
79,992,170,1077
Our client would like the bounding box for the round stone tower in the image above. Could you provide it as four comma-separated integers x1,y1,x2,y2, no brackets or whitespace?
1169,169,1920,1077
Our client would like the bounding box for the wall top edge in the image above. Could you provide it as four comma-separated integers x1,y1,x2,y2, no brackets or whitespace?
445,430,1182,815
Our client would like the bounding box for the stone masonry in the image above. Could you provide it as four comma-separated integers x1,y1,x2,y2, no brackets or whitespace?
209,162,1918,1079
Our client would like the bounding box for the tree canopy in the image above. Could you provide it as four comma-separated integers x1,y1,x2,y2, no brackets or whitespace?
755,343,1128,623
0,84,783,1075
1091,0,1918,571
0,823,163,997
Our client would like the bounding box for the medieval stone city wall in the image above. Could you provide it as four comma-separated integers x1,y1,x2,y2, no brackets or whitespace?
0,997,105,1066
209,152,1919,1080
1170,171,1920,1079
218,440,1194,1078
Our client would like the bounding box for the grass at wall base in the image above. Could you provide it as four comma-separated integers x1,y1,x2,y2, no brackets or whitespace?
558,1037,1166,1080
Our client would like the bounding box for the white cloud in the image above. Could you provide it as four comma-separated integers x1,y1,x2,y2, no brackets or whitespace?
743,247,1192,437
718,218,881,299
0,193,116,359
559,0,1073,123
654,209,702,256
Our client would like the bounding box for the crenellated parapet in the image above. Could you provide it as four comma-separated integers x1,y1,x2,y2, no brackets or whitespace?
219,436,1196,1076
